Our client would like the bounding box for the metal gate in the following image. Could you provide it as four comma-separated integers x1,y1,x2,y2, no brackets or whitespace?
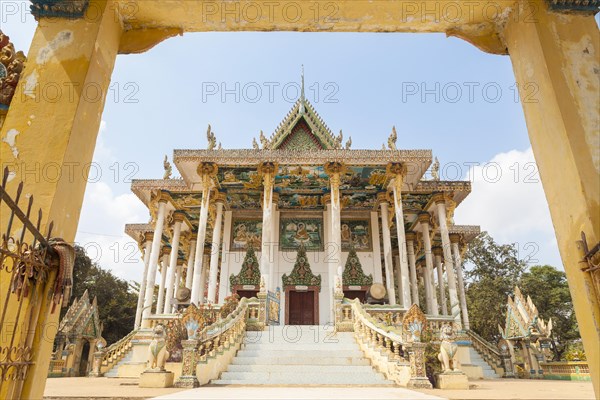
0,167,63,399
266,287,281,325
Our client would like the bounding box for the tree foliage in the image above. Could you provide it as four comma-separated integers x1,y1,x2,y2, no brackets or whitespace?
464,232,527,342
519,265,578,360
61,245,138,345
462,232,581,360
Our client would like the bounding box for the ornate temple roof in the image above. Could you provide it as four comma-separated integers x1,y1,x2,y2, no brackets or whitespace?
499,286,553,341
57,290,103,340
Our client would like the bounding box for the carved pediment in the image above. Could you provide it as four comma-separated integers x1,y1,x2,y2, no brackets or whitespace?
282,244,321,288
230,246,260,287
342,247,373,286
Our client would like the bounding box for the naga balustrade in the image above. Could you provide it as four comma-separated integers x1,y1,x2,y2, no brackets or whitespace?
176,297,249,387
344,299,415,386
466,329,506,375
93,329,137,376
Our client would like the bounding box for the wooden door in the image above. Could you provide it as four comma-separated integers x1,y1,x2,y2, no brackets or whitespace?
288,290,315,325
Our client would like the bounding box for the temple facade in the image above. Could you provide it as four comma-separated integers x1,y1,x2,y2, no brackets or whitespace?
126,93,479,328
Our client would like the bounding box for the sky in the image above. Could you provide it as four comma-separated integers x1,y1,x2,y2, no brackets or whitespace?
2,2,568,283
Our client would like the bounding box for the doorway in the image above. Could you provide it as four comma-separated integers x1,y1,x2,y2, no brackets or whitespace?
79,341,90,377
286,289,318,325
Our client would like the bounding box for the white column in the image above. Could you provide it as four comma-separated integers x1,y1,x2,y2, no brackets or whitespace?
370,211,383,284
164,218,183,313
327,164,343,281
176,264,182,289
199,252,210,302
434,249,448,315
207,201,224,303
218,211,233,304
406,233,419,307
185,236,197,289
451,236,470,330
156,251,169,314
395,255,403,303
259,163,275,292
419,213,439,316
191,167,214,305
434,195,462,328
391,167,412,308
134,234,152,329
379,201,397,305
325,202,335,323
142,199,168,325
269,197,279,291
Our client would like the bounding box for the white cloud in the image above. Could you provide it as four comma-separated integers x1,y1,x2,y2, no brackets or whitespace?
74,120,148,282
454,147,563,269
75,181,148,282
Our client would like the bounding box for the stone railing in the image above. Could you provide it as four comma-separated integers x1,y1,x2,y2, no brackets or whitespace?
540,361,591,381
175,298,249,387
466,329,507,375
47,359,65,377
348,299,430,388
92,329,138,376
427,315,456,337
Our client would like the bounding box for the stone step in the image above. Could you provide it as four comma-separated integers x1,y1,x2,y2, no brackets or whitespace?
231,356,371,366
227,364,376,373
242,343,360,351
236,349,365,358
243,333,354,344
215,371,393,385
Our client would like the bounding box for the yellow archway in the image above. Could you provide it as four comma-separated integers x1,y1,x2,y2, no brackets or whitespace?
0,1,598,398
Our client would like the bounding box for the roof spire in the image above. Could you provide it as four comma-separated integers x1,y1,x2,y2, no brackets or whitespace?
300,64,305,114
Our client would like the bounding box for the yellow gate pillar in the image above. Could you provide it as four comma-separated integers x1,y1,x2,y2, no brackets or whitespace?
0,1,122,398
504,2,599,395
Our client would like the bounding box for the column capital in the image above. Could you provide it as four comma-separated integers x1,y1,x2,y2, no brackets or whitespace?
449,233,462,244
197,162,218,177
432,246,443,257
386,162,407,177
432,192,454,205
324,161,346,175
161,246,171,257
406,232,417,242
213,191,227,204
417,212,431,224
151,189,173,205
172,211,187,223
377,191,395,205
141,231,154,245
188,232,198,242
258,161,278,175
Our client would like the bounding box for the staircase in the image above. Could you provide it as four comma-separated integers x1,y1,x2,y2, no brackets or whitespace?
468,347,500,379
212,325,394,385
103,349,133,377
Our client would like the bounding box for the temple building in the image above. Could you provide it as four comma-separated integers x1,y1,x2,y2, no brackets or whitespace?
125,88,479,328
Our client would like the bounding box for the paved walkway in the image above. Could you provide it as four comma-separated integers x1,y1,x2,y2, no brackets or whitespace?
43,377,596,400
153,386,443,400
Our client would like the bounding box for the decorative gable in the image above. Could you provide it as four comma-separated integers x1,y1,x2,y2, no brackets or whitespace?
282,244,321,289
342,247,373,286
230,246,261,287
267,98,340,150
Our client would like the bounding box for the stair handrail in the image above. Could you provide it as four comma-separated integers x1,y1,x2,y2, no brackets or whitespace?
196,297,249,361
349,299,405,360
99,329,137,373
466,329,504,368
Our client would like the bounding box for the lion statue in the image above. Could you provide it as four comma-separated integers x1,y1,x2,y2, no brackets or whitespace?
147,324,170,371
438,324,460,372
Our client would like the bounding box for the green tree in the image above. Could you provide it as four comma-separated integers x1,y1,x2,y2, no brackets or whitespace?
63,245,138,345
518,265,579,360
463,232,527,342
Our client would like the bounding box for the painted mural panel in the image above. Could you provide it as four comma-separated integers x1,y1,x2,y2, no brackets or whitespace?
279,218,323,251
275,166,328,192
341,219,372,251
227,192,261,209
231,219,262,250
279,193,322,209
